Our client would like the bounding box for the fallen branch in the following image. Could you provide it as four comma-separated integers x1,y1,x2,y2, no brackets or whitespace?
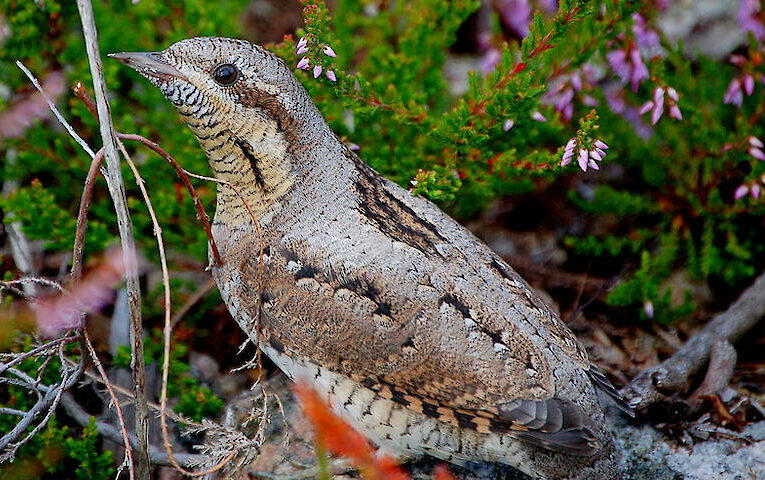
623,270,765,413
59,392,205,468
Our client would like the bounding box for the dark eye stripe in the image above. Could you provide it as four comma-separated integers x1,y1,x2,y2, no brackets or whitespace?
212,64,239,86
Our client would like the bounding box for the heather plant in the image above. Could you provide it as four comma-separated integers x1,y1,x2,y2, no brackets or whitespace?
275,0,765,321
1,0,765,474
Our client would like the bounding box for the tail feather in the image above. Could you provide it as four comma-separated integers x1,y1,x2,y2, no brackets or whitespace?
588,365,635,417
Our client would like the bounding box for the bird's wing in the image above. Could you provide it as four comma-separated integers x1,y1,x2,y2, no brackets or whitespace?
261,235,604,455
257,151,628,454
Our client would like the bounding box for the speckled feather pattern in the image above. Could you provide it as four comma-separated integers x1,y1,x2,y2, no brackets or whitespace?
115,37,628,480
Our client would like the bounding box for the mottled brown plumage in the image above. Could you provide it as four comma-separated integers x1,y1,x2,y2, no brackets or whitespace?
111,37,630,480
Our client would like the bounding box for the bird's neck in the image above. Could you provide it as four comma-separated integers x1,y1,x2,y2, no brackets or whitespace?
183,104,345,228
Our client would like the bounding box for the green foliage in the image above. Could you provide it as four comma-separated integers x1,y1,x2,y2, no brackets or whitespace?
113,329,225,422
37,419,114,480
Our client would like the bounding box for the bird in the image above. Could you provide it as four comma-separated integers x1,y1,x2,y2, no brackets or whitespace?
110,37,631,480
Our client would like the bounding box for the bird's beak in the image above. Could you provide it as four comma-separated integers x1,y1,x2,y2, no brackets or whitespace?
108,51,184,81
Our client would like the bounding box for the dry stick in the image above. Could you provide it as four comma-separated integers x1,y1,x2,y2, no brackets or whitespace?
15,62,96,158
71,148,105,281
119,139,236,476
69,146,138,480
74,3,150,476
58,392,204,467
623,270,765,412
82,329,136,480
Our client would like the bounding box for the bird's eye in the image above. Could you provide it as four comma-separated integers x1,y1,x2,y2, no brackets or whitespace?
212,64,239,86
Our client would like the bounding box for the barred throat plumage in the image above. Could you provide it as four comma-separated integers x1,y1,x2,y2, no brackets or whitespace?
111,36,632,480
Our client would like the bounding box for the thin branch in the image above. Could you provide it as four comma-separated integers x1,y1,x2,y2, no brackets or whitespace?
0,357,85,461
83,329,135,480
74,1,150,476
71,148,106,281
623,269,765,413
121,142,234,476
15,61,96,158
59,392,206,468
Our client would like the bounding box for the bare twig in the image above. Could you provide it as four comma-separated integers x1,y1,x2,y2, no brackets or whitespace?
83,329,135,480
0,335,78,376
15,61,96,158
686,340,738,413
58,391,206,467
71,148,106,281
0,355,85,461
623,270,765,413
74,1,150,476
120,129,233,476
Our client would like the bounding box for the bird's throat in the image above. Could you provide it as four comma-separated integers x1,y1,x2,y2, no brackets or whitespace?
191,116,295,226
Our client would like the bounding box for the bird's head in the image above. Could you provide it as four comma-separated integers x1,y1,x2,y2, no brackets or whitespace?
111,37,336,213
110,36,315,144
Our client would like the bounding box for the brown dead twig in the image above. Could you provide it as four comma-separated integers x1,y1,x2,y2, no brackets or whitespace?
623,269,765,414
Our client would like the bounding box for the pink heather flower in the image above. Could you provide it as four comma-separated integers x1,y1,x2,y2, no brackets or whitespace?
349,143,360,151
531,111,547,122
738,0,765,41
749,147,765,161
296,57,310,70
578,148,589,171
296,36,308,50
750,136,764,148
326,70,337,82
639,86,682,125
323,45,337,57
296,45,309,55
743,74,755,95
561,138,608,172
633,14,660,51
724,78,744,106
313,65,323,78
480,48,501,74
724,73,757,106
607,46,649,92
734,183,762,201
561,138,576,166
498,0,532,38
503,119,515,131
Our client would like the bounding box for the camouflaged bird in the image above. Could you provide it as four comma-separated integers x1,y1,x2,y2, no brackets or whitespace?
111,37,631,480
